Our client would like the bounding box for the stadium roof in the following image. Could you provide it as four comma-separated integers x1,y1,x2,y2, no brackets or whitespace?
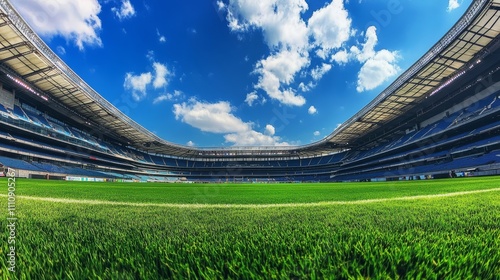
0,0,499,159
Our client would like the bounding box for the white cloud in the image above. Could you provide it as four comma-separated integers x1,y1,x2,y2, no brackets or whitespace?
152,62,170,88
173,99,288,146
186,140,195,147
112,0,136,20
447,0,460,12
156,29,166,43
351,26,378,63
56,46,66,55
257,50,309,84
146,50,155,61
222,0,312,106
245,92,259,106
308,0,352,59
313,130,320,136
265,124,275,135
216,0,225,11
153,90,183,104
310,63,331,81
12,0,102,50
331,26,400,92
353,26,400,92
124,60,172,101
356,49,400,92
220,0,399,100
331,49,349,65
223,0,309,51
298,82,310,92
124,72,152,101
308,105,317,115
153,94,170,104
254,49,308,106
224,130,289,146
173,99,251,134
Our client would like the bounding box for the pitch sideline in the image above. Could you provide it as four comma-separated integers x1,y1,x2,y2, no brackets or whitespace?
1,187,500,208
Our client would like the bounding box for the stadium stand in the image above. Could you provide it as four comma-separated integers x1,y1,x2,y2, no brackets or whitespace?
0,0,498,182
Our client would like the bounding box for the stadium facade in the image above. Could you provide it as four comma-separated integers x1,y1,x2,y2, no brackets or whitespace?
0,0,498,182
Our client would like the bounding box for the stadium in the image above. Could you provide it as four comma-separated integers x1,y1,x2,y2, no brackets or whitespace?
0,1,498,183
0,0,500,278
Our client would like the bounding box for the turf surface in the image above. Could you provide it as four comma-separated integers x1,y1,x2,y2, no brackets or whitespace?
1,176,499,279
6,176,500,204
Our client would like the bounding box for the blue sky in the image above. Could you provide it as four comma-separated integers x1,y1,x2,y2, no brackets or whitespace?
11,0,471,147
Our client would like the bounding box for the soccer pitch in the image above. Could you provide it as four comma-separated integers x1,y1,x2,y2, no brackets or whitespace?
1,177,500,279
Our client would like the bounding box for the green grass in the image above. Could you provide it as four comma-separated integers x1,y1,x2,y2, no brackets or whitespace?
8,176,500,204
1,177,500,279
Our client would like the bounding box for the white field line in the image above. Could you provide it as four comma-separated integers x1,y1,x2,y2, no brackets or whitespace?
1,188,500,209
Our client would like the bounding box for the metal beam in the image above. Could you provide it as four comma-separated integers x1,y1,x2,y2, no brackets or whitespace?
0,48,33,63
387,99,416,106
437,54,468,65
357,119,379,125
0,41,28,53
23,66,54,79
29,72,61,84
